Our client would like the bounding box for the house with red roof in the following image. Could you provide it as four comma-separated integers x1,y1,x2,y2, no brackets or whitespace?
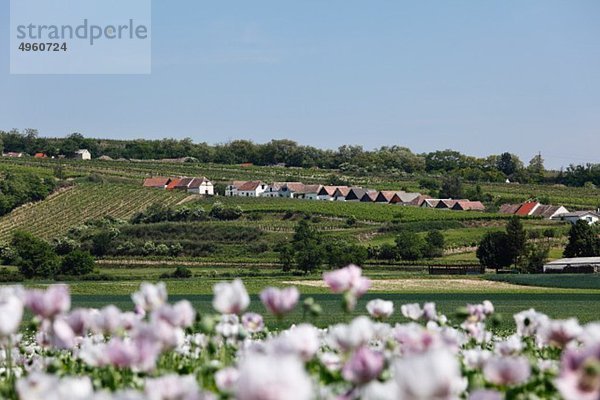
143,177,171,189
237,181,267,197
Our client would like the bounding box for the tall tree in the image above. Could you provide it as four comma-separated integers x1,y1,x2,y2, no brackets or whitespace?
497,152,522,176
439,175,464,199
564,220,600,258
292,220,324,273
505,216,527,267
476,232,513,271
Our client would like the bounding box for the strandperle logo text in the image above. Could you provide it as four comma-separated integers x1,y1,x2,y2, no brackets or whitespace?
16,19,149,46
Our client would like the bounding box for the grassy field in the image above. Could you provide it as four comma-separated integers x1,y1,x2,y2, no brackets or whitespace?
487,274,600,290
18,273,600,331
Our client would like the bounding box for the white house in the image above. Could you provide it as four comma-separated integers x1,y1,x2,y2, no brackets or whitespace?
316,186,347,201
187,177,214,195
295,184,323,200
552,211,600,225
261,183,284,198
237,181,267,197
278,183,306,199
225,181,247,197
75,149,92,160
332,187,351,201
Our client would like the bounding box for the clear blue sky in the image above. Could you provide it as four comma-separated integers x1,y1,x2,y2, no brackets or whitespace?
1,1,599,168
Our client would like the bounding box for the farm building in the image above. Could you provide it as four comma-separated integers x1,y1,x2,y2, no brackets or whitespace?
452,200,486,211
295,184,323,200
374,191,400,203
332,187,351,201
360,191,378,202
543,257,600,273
225,181,247,197
345,188,375,202
403,194,432,207
317,186,348,201
187,177,214,195
237,181,267,197
75,149,92,160
279,183,306,198
262,183,284,198
500,201,569,219
166,179,182,191
389,192,422,205
552,211,600,225
173,177,194,191
34,153,47,158
143,177,171,189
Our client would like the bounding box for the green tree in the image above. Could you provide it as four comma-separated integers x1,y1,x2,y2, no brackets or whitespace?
476,231,513,271
505,216,527,267
564,220,600,258
292,220,324,273
324,240,368,269
439,175,464,199
497,152,522,176
423,230,445,258
395,231,425,261
60,250,95,276
11,231,60,278
521,243,549,273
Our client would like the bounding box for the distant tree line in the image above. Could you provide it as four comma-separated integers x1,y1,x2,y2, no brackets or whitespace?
3,129,598,186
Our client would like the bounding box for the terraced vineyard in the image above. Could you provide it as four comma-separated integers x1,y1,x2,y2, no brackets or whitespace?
0,183,188,241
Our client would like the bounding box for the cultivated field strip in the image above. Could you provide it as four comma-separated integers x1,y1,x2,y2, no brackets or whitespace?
0,183,188,241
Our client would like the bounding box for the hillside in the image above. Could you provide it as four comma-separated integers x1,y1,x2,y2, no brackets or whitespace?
0,182,188,241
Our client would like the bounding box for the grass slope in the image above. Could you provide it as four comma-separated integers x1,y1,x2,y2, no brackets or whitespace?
0,183,188,241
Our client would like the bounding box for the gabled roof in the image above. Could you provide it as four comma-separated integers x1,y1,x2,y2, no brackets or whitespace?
333,187,351,197
166,179,182,190
238,181,264,191
422,199,441,208
282,182,306,193
515,202,539,216
406,195,432,206
318,186,348,196
174,177,194,188
143,177,171,187
34,153,47,158
75,149,90,154
298,184,323,194
360,192,378,202
499,204,521,214
229,180,248,189
531,205,566,219
375,191,400,203
452,200,486,211
390,192,421,204
435,199,458,209
188,177,211,188
345,187,371,201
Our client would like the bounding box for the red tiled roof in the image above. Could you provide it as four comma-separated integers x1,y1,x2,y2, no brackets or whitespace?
143,177,171,187
34,153,46,158
318,186,348,196
499,204,521,214
452,200,486,211
188,177,211,188
283,182,306,192
238,181,264,191
375,191,400,202
515,202,539,216
166,179,182,190
174,178,194,188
